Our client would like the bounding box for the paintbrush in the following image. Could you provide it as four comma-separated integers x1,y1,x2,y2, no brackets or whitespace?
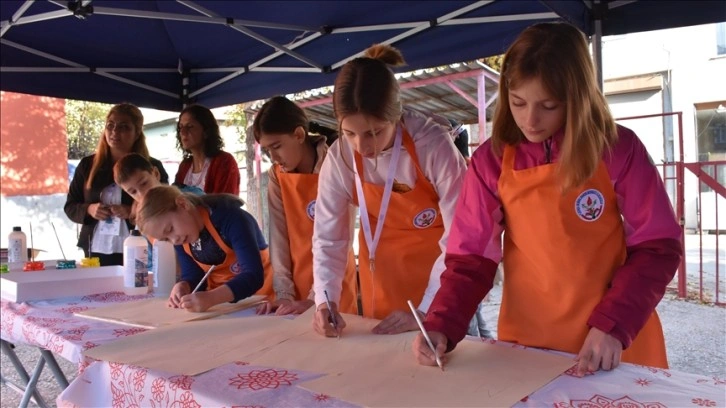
29,222,34,262
51,222,67,260
191,265,217,294
407,299,444,372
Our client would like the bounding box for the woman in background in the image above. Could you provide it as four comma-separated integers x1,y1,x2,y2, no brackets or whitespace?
174,104,240,195
64,103,168,266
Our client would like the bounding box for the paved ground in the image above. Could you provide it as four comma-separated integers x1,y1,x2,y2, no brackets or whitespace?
2,284,724,407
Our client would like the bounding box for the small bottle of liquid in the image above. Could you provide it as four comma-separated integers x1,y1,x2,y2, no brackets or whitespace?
8,226,28,270
123,229,149,295
152,240,177,297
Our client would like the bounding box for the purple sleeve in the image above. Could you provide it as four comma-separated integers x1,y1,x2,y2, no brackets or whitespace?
424,142,503,349
588,126,683,348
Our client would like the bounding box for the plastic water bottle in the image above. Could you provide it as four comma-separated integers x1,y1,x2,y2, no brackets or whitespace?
152,240,177,297
123,229,149,295
8,226,28,270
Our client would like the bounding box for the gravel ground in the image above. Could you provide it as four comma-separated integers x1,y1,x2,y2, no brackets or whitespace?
2,284,723,408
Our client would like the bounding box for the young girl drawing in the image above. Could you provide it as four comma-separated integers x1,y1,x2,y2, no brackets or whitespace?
414,23,682,375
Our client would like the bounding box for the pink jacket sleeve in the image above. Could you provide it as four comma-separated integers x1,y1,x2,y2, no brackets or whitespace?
587,126,682,348
424,141,503,348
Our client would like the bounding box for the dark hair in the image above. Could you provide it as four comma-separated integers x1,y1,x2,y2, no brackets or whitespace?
176,104,224,159
309,121,339,146
253,96,309,142
333,44,405,124
113,153,154,184
448,119,470,159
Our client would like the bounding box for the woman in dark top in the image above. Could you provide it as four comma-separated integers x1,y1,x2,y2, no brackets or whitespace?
64,103,168,266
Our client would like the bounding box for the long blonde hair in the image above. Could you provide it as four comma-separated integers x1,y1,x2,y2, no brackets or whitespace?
86,103,150,189
492,22,617,190
135,186,244,238
135,186,203,236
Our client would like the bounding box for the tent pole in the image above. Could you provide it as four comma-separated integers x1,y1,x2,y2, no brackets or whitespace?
477,72,488,142
592,0,604,92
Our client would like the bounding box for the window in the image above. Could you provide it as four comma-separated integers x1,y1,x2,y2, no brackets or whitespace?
717,23,726,56
696,103,726,192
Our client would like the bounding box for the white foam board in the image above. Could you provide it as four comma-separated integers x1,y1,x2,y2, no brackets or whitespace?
1,266,124,302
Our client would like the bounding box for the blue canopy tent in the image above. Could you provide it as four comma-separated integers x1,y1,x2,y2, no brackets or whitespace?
1,0,724,110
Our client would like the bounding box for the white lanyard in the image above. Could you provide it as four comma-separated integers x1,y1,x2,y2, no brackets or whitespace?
354,125,403,272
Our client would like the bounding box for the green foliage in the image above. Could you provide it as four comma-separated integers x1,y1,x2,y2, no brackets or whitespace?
480,55,504,72
65,99,111,159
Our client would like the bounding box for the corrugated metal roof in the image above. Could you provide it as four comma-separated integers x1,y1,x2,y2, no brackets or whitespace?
246,61,499,130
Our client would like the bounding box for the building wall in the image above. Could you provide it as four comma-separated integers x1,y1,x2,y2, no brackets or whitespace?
602,23,726,229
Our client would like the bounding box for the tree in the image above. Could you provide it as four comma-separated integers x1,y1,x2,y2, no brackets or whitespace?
225,102,269,238
480,54,504,72
65,100,111,159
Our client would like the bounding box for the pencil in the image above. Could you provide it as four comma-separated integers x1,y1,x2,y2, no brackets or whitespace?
323,290,340,339
191,265,216,294
407,300,444,371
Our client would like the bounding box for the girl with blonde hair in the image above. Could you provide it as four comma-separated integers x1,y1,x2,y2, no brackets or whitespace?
136,185,272,312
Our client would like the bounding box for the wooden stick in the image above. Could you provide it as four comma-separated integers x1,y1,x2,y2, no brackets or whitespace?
51,222,67,260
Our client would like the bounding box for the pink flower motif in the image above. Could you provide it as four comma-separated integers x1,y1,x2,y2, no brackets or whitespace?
111,382,127,408
78,358,92,374
713,377,726,386
567,394,666,408
229,369,298,390
692,398,717,407
178,391,201,408
315,393,330,401
132,368,148,391
83,341,99,350
169,375,194,391
1,307,15,336
65,325,89,341
634,378,651,386
56,305,90,314
151,378,166,401
110,362,124,380
113,327,147,337
564,366,594,377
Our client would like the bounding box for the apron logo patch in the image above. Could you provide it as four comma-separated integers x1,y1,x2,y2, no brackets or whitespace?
413,208,437,229
230,262,241,274
306,200,316,220
575,189,605,221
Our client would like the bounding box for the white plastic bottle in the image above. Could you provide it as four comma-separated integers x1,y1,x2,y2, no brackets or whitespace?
8,226,28,270
152,240,177,297
123,229,149,295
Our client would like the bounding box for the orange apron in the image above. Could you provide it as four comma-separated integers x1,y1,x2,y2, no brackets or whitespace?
497,145,668,368
276,166,358,314
183,208,275,300
354,127,444,319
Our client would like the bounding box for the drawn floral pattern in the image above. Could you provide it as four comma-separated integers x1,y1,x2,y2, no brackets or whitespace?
555,394,666,408
692,398,717,406
229,369,298,390
1,294,723,408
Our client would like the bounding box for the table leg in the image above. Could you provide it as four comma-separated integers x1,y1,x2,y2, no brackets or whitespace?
39,348,69,388
18,357,48,408
1,339,49,408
